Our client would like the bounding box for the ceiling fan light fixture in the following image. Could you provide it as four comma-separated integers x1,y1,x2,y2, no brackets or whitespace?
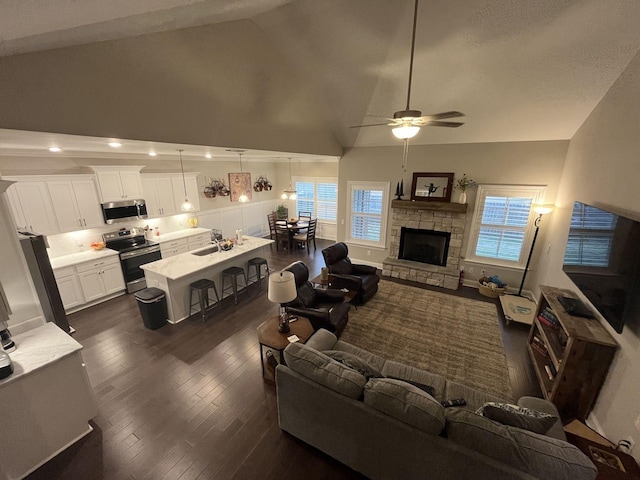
392,125,420,139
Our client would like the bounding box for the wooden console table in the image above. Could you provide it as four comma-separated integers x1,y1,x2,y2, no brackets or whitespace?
527,286,618,421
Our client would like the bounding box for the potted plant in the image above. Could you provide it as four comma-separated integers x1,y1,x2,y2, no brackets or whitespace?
454,174,477,204
276,204,288,220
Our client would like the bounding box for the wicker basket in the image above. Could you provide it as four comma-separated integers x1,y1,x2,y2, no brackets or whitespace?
478,277,507,298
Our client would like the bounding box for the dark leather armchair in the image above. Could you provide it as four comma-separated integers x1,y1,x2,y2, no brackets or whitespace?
321,242,380,305
283,261,350,336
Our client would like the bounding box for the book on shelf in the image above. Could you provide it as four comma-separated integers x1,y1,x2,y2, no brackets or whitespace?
544,364,555,380
540,307,559,325
538,315,559,329
548,361,558,376
531,340,549,358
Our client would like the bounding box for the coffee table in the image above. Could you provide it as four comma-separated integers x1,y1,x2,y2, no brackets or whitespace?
257,315,313,384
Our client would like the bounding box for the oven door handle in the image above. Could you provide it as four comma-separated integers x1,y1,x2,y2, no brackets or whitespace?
120,246,161,260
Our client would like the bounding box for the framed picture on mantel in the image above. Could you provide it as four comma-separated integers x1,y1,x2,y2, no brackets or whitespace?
410,172,454,203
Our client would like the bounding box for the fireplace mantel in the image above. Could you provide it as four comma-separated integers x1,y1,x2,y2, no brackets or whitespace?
391,200,467,213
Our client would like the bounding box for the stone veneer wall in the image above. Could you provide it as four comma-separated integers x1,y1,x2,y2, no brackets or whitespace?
382,202,467,290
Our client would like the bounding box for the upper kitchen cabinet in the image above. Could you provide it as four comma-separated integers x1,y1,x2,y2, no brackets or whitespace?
6,180,59,234
48,176,104,232
141,175,177,218
171,173,200,212
91,166,144,203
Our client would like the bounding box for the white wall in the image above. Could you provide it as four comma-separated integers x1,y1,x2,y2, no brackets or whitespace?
537,48,640,458
338,140,568,289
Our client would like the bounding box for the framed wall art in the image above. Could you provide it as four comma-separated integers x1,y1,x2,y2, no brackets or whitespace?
228,172,252,202
410,172,454,202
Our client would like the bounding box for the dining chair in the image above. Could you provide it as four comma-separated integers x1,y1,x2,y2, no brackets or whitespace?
293,218,317,252
268,213,288,251
298,211,312,221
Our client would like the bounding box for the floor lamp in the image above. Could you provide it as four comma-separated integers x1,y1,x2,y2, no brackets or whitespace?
518,205,554,297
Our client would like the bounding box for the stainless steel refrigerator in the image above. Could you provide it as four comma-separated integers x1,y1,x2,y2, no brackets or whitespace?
18,232,71,334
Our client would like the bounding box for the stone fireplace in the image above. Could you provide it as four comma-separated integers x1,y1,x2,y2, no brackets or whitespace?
382,200,467,290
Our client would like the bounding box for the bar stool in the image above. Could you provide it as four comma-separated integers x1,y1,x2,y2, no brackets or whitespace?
189,279,220,323
247,257,269,291
221,266,249,304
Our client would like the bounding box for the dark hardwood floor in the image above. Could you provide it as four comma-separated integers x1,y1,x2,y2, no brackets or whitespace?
29,238,540,480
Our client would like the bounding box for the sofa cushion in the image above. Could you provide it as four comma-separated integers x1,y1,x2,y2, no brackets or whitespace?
479,402,558,435
363,378,445,435
382,360,447,401
444,379,506,412
283,342,366,399
446,409,597,480
333,340,387,371
323,350,383,379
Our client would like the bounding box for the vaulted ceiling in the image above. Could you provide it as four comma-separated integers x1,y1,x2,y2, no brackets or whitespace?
2,0,640,154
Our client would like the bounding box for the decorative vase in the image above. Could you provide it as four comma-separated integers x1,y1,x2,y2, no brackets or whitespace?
458,191,467,204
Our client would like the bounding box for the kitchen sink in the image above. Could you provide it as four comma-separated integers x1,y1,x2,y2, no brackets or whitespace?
191,245,219,256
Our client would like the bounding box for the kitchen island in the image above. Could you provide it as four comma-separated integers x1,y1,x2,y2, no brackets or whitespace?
141,236,273,323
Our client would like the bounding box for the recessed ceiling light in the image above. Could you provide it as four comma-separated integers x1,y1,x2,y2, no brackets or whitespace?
108,142,122,148
205,153,212,159
49,147,62,153
148,151,157,157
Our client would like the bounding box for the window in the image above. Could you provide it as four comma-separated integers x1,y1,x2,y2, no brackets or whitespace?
293,177,337,222
347,181,390,248
564,203,616,267
467,185,546,267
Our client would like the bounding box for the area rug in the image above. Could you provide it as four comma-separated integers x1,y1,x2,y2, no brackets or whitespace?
340,280,513,400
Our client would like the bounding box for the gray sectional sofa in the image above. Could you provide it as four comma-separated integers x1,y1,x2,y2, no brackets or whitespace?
276,329,597,480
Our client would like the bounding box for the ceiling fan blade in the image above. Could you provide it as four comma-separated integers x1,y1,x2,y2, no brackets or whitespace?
421,111,465,120
426,120,464,128
349,122,394,129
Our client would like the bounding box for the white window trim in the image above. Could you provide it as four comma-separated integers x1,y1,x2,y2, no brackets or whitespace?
293,176,338,224
347,180,390,248
465,184,547,269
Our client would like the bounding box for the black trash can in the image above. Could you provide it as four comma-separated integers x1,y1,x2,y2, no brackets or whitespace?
134,287,167,330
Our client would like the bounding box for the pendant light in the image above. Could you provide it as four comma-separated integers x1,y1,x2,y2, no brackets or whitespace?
178,149,194,212
238,151,248,203
281,158,297,200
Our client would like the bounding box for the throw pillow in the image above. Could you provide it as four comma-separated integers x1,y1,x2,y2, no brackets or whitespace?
323,350,383,379
478,402,558,435
283,342,366,399
363,378,445,435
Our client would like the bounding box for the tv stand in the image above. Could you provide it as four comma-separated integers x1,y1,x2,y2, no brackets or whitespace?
528,286,618,421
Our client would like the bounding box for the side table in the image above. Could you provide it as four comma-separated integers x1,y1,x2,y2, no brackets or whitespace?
564,421,640,479
257,315,313,384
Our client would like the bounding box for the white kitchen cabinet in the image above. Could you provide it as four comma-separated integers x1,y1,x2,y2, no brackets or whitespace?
0,323,97,480
160,238,189,258
7,181,59,234
187,232,211,250
76,256,125,301
141,176,177,218
91,166,144,202
48,178,104,231
171,173,200,212
53,266,85,311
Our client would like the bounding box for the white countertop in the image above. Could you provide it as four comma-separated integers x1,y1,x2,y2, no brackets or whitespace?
155,227,211,243
50,248,119,269
0,323,83,388
142,236,273,280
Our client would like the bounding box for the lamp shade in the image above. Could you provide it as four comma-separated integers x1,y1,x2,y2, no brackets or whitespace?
268,271,297,304
392,125,420,139
533,204,554,216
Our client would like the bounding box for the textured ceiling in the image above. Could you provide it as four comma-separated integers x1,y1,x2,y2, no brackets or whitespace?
1,0,640,153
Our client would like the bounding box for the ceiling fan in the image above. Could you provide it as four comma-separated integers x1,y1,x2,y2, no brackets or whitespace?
351,0,464,140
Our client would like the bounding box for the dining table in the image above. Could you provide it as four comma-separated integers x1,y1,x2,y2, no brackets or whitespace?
276,219,309,251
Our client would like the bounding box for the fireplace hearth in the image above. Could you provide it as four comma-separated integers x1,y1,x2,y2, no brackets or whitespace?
399,227,450,267
383,201,468,290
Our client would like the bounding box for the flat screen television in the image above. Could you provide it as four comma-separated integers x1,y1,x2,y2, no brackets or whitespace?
562,201,640,333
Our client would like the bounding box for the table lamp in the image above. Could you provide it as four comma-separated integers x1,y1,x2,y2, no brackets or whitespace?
268,271,297,333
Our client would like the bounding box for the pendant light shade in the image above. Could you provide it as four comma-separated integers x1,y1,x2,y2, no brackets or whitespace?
238,151,249,203
282,158,297,200
178,149,194,212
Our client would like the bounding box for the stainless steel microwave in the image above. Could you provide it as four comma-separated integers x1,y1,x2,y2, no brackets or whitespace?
101,199,148,224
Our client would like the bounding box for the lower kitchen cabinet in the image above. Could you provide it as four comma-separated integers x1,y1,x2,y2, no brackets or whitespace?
53,266,85,310
187,232,211,250
75,257,125,302
160,238,189,258
0,323,97,480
